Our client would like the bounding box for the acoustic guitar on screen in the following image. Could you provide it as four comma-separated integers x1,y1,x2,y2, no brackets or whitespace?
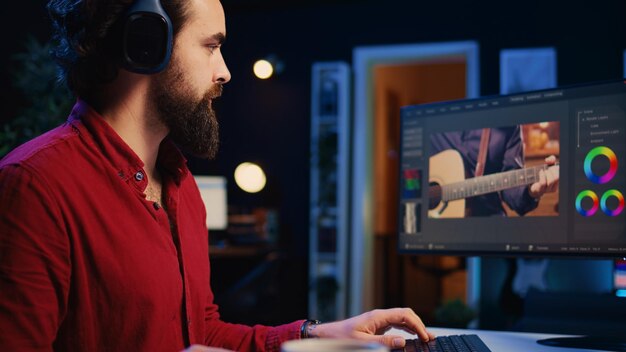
428,149,558,218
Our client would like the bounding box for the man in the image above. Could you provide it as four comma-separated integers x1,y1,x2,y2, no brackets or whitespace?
430,126,559,217
0,0,434,351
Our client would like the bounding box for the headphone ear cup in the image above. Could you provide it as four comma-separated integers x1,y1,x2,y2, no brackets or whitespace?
122,0,173,74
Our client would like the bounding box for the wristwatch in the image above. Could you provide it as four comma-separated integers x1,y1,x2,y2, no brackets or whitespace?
300,319,321,338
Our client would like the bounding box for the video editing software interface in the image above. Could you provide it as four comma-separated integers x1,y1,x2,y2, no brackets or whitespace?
398,81,626,256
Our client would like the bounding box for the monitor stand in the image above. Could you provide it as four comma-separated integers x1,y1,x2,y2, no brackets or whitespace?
537,336,626,351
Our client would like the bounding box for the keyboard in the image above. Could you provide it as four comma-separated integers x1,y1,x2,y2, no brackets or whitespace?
391,334,492,352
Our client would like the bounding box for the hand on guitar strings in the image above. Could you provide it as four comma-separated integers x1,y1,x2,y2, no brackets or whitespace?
528,155,559,199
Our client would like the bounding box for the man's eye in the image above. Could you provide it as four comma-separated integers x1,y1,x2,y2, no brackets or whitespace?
206,45,220,54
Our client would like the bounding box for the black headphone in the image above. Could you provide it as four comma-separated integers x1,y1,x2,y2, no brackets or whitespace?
121,0,173,74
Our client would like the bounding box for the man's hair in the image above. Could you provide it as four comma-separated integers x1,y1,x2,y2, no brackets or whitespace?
47,0,188,99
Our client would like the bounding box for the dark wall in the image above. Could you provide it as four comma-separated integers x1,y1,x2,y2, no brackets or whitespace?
0,0,50,124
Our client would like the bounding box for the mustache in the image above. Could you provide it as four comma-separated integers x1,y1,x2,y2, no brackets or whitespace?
207,84,223,100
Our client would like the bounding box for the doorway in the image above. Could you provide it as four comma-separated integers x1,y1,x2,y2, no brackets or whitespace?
349,41,480,319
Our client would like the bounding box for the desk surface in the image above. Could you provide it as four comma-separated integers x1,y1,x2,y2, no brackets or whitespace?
389,327,610,352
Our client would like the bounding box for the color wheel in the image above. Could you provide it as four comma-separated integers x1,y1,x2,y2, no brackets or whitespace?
584,146,617,184
576,190,599,216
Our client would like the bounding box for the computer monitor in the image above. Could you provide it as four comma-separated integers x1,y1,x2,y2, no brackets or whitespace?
194,175,228,230
397,80,626,351
398,80,626,257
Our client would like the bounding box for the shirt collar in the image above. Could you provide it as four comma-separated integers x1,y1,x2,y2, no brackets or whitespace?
68,99,189,185
158,137,189,185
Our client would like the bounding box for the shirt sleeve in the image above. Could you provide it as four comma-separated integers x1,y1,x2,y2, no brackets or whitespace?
0,164,71,351
202,288,304,352
499,126,539,216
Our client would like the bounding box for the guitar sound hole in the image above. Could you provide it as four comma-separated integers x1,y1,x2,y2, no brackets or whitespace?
429,182,442,210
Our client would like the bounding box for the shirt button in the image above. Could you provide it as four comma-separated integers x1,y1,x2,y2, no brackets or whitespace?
134,171,144,181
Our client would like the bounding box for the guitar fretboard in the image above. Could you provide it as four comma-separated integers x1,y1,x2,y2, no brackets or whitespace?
441,164,551,202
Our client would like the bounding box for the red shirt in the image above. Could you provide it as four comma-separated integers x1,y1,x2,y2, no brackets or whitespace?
0,101,303,351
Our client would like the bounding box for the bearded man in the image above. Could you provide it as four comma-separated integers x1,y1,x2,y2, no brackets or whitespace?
0,0,434,351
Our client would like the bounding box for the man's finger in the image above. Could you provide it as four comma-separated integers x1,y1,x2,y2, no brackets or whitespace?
354,332,406,348
377,307,432,342
546,168,555,188
530,170,547,198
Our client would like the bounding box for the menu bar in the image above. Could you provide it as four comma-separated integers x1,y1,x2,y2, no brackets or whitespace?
403,89,568,118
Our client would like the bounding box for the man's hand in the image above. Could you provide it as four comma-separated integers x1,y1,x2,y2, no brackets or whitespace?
529,155,559,199
308,308,435,349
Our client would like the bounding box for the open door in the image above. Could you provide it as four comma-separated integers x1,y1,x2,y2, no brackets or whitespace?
350,41,479,318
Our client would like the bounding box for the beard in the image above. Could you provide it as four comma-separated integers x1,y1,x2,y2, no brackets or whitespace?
150,61,223,159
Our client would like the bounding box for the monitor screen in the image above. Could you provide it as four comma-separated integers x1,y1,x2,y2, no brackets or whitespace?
398,80,626,257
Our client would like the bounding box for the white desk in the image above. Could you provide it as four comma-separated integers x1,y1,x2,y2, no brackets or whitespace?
389,327,611,352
